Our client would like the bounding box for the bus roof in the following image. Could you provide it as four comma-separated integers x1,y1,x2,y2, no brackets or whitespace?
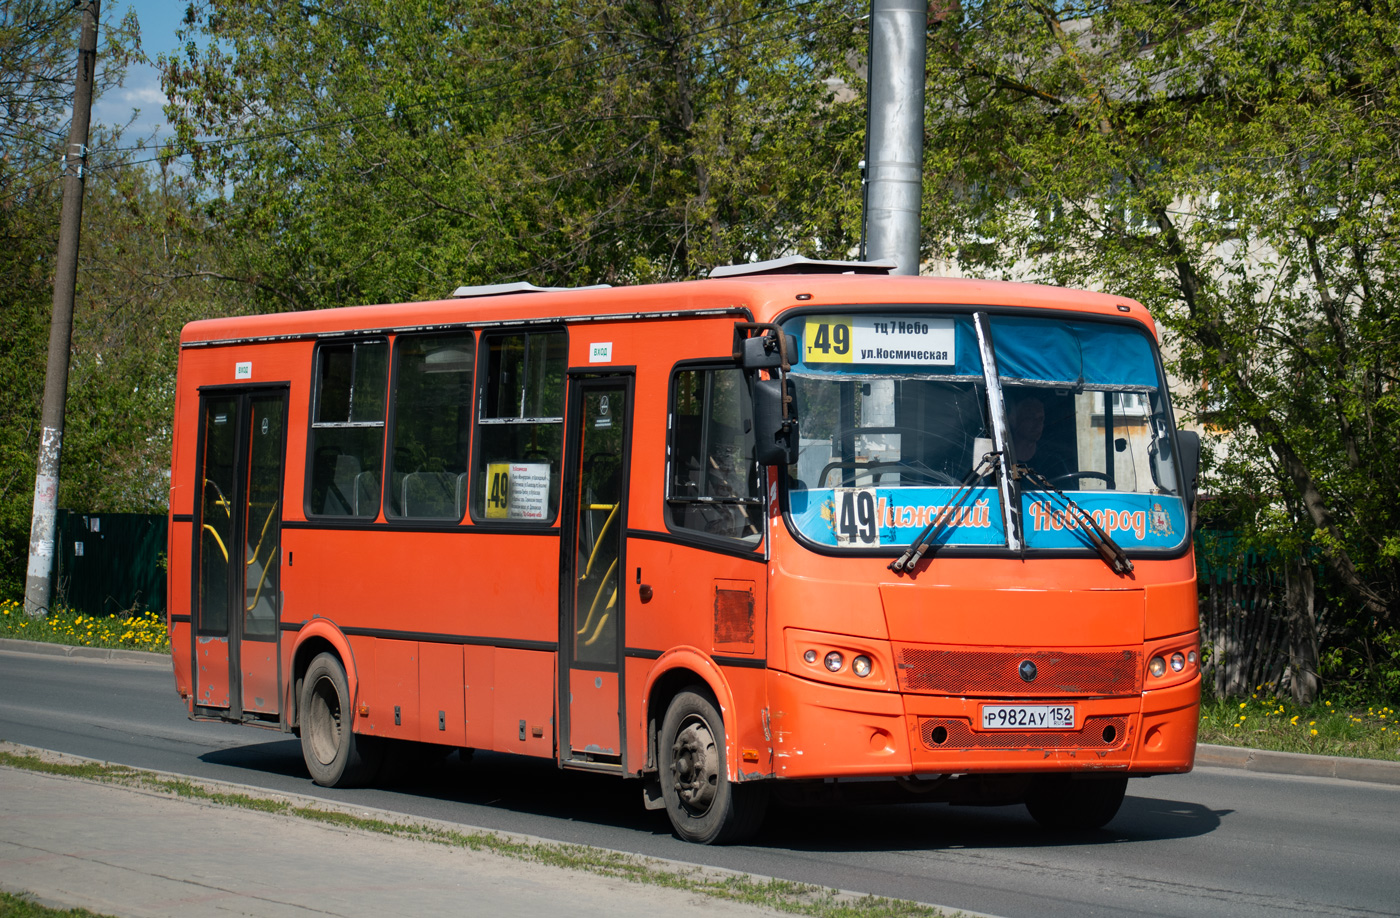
179,273,1155,347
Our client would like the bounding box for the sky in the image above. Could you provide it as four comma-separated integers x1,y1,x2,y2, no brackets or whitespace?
91,2,191,145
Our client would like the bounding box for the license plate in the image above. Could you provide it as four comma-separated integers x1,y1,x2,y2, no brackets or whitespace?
981,704,1076,730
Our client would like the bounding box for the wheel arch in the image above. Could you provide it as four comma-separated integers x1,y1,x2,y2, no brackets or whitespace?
287,621,359,731
641,647,739,782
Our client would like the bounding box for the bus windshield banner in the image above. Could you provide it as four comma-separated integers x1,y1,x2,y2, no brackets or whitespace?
789,485,1006,548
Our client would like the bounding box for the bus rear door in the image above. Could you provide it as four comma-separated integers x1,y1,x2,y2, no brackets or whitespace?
191,385,287,723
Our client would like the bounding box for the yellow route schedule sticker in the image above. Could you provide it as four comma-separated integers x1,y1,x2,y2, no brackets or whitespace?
485,462,511,518
804,315,955,366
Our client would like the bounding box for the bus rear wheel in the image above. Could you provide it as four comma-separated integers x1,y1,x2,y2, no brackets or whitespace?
658,689,767,844
1025,775,1128,830
300,652,383,788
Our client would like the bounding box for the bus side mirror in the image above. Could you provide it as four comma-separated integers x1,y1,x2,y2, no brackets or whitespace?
739,334,797,370
1176,429,1200,508
754,378,797,465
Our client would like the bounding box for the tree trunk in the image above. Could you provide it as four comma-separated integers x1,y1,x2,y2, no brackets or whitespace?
1284,558,1320,704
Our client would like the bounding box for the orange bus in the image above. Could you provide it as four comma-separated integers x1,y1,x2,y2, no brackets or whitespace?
166,259,1202,843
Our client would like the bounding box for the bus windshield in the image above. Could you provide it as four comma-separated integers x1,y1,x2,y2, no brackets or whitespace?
782,310,1190,554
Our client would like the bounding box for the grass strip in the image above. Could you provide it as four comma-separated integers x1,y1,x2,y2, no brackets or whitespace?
0,602,168,655
0,749,965,918
0,891,116,918
1198,694,1400,762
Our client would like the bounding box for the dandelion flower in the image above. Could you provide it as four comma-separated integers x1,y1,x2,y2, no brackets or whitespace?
1310,729,1318,736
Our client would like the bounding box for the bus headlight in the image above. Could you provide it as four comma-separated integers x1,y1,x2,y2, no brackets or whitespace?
1149,655,1167,678
852,655,872,678
803,649,817,664
824,651,844,672
1170,652,1186,672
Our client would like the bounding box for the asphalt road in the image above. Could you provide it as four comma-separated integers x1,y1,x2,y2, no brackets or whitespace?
1,647,1397,918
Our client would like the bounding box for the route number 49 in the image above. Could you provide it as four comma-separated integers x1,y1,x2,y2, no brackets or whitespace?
806,316,854,363
834,487,880,546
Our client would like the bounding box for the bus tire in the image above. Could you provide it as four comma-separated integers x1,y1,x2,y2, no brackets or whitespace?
1025,775,1128,830
658,688,768,844
300,652,383,788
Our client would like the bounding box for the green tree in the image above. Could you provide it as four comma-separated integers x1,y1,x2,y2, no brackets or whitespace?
160,0,868,311
0,0,143,596
920,0,1400,698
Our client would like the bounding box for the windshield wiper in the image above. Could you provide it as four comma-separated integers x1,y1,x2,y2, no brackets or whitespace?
889,452,999,574
1013,464,1134,575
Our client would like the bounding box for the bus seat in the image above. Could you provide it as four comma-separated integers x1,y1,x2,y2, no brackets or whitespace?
352,470,378,516
320,452,361,515
402,470,456,517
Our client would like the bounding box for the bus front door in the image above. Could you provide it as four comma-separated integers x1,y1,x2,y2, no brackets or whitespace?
192,387,287,724
559,375,632,769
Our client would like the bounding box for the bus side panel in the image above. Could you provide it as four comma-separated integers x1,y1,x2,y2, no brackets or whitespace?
492,647,555,758
168,346,196,700
462,644,495,748
369,638,420,740
420,641,466,747
170,620,193,705
167,519,193,699
624,536,769,777
285,531,561,644
625,539,768,663
721,663,773,780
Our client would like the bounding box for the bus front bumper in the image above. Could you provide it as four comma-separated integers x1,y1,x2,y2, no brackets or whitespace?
766,670,1200,780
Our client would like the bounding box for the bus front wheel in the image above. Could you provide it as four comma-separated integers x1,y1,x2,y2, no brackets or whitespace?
1025,775,1128,830
300,652,383,788
658,689,767,844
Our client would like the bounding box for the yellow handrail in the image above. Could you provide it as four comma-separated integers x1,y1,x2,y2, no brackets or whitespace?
244,501,279,613
202,524,228,562
204,479,231,519
581,502,618,581
575,557,617,638
582,585,619,647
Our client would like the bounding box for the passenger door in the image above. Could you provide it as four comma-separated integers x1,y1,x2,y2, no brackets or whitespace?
558,375,632,769
191,386,287,723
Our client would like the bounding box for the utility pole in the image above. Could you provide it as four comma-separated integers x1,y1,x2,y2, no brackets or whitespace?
862,0,927,275
24,0,101,618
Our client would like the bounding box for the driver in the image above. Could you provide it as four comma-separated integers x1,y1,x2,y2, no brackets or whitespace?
1009,395,1045,465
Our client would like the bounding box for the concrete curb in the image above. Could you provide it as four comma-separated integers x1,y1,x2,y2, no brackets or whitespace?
0,637,168,666
1195,743,1400,786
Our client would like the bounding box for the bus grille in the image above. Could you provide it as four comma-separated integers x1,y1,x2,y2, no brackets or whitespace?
918,716,1130,751
894,647,1141,696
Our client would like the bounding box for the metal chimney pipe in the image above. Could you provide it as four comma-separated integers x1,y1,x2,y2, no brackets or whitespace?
863,0,927,275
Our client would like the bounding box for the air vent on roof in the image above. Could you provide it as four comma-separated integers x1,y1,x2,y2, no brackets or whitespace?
708,256,897,279
450,281,612,298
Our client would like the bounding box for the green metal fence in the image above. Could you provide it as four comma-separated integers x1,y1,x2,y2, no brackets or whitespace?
49,510,166,616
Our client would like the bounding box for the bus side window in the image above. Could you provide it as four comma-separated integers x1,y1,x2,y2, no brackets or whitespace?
472,330,567,523
306,340,388,519
666,366,762,545
385,332,475,520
